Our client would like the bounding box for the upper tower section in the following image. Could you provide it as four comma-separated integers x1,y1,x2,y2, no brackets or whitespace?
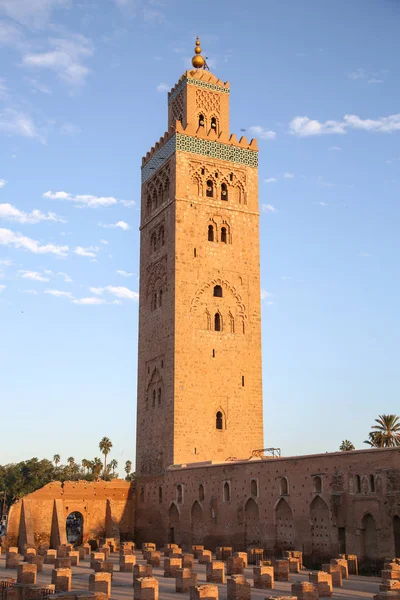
167,37,230,136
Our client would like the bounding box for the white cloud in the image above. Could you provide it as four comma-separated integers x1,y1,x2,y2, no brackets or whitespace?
329,146,342,151
120,200,135,207
100,239,109,245
99,220,130,231
72,297,105,305
44,190,118,208
0,21,25,49
74,246,98,258
290,113,400,137
45,289,73,298
261,290,273,300
21,289,38,295
358,252,371,258
0,109,44,143
156,83,170,93
262,204,277,213
246,126,276,140
18,269,49,282
319,201,327,206
368,78,383,84
25,77,52,94
0,228,68,256
283,172,295,179
0,284,6,293
264,178,277,184
89,285,138,301
0,0,70,28
0,203,66,224
0,259,12,266
116,269,133,277
58,271,72,283
22,34,93,87
348,68,366,80
60,123,81,135
0,179,7,188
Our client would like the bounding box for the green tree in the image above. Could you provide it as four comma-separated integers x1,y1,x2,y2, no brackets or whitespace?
109,459,118,477
81,459,90,474
67,457,75,467
125,460,132,478
99,437,113,479
53,454,60,468
340,440,355,451
92,457,103,479
364,414,400,448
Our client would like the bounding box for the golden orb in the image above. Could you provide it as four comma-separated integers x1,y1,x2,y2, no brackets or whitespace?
192,54,205,68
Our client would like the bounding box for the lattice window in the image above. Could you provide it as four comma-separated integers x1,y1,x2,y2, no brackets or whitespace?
196,89,221,113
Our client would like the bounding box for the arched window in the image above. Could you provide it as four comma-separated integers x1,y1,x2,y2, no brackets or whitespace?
151,233,157,253
153,292,157,311
159,227,165,247
251,479,258,497
229,313,235,333
158,486,163,503
213,285,223,297
158,387,162,405
147,195,152,214
211,116,217,131
159,289,163,307
152,190,158,210
199,484,204,502
221,183,228,200
216,411,223,430
152,390,156,407
369,474,375,493
313,476,322,494
206,180,214,198
214,312,221,332
280,477,288,496
164,178,170,203
223,481,231,502
198,114,205,127
208,224,214,241
177,484,183,504
355,475,361,493
221,227,227,243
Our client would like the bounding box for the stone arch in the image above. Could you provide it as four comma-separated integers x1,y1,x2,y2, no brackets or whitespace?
310,495,330,556
207,218,218,242
393,515,400,557
168,502,180,544
191,501,204,544
244,498,260,546
190,278,246,318
233,182,246,204
66,511,83,546
360,513,378,559
146,261,167,300
275,498,294,550
191,175,202,198
209,114,219,134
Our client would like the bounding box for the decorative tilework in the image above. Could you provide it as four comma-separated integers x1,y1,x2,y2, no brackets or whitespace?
142,133,257,183
168,76,230,104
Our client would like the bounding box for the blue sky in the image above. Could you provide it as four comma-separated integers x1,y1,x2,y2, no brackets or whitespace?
0,0,399,468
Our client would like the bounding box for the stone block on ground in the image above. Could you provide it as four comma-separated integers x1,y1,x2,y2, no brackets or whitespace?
274,560,290,582
134,576,158,600
216,547,233,561
382,570,400,581
253,565,274,589
198,551,212,565
6,553,21,569
55,558,71,570
206,561,225,584
133,564,153,581
57,546,68,559
190,584,218,600
191,546,204,560
292,581,319,600
164,557,182,578
89,573,111,598
330,558,348,579
247,548,264,565
183,554,194,568
226,557,244,575
51,568,72,592
309,571,332,597
147,551,160,567
67,552,79,567
17,564,37,585
45,550,57,565
175,568,197,593
283,551,303,569
227,575,251,600
142,543,156,553
380,580,400,592
90,553,105,569
120,555,136,572
37,544,50,556
289,558,301,573
233,553,248,568
93,561,113,577
24,548,36,562
28,555,44,572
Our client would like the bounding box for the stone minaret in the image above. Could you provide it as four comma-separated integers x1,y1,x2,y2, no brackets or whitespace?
136,38,264,475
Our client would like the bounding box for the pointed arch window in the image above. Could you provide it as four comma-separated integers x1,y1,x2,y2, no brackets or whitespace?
159,289,163,307
159,227,165,247
213,285,223,298
158,387,162,405
177,484,183,504
355,475,361,493
198,114,205,127
280,477,288,496
152,390,156,407
251,479,258,497
206,180,214,198
211,116,217,131
221,227,227,243
199,484,205,502
216,411,223,430
214,312,221,332
313,476,322,494
158,486,163,503
369,474,375,493
208,224,214,242
223,481,231,502
221,182,228,201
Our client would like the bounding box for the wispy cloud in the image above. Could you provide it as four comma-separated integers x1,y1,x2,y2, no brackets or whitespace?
283,172,295,179
262,204,277,213
0,179,6,188
100,239,109,245
0,203,66,224
329,145,342,151
264,177,277,184
0,227,68,256
0,108,44,143
348,68,386,84
289,113,400,136
21,289,38,295
261,290,273,302
74,246,98,258
0,0,70,28
99,220,130,231
45,289,73,298
72,296,107,305
120,199,135,207
60,123,81,135
116,269,133,277
18,269,49,282
44,190,118,208
246,126,276,141
0,284,6,293
156,82,170,93
89,285,139,300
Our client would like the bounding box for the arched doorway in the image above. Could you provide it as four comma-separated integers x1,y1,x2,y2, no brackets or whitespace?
245,498,260,546
310,496,330,556
361,514,378,559
66,512,83,546
275,498,294,550
394,516,400,557
191,501,204,545
168,503,180,544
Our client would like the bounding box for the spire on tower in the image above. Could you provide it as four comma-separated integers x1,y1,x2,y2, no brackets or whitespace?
191,36,208,69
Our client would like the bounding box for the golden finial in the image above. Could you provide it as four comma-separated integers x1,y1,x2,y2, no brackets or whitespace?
192,36,206,69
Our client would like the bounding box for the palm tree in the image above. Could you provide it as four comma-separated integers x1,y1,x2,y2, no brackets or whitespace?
109,459,118,477
53,454,60,468
92,457,103,479
67,457,75,467
81,459,90,474
339,440,355,451
364,414,400,448
125,460,132,481
99,437,113,479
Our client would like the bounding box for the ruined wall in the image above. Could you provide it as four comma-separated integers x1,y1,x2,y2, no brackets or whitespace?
135,447,400,561
5,479,134,551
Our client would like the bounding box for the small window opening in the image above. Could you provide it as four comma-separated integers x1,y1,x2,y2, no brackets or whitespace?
198,114,205,127
159,289,163,307
355,475,361,493
214,312,221,332
158,486,162,503
369,474,375,493
216,411,223,430
251,479,258,497
194,447,197,455
158,387,162,405
223,481,231,502
208,225,214,242
215,172,218,178
212,349,215,358
214,285,223,297
160,228,165,246
211,117,217,130
194,248,197,257
221,183,228,200
153,293,157,311
229,173,233,182
177,484,183,504
199,484,204,502
221,227,227,243
206,180,214,198
201,168,205,175
313,476,322,494
280,477,288,495
242,375,245,386
161,360,164,368
152,390,156,407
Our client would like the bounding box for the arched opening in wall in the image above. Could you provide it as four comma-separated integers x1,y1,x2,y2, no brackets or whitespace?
313,476,322,494
159,289,163,307
211,116,217,131
355,475,361,493
191,500,204,544
244,498,260,547
159,227,165,247
221,227,227,243
151,233,157,253
147,194,151,215
213,285,223,297
221,183,228,200
199,484,205,502
208,225,214,242
223,481,231,503
360,514,378,559
177,484,183,504
275,498,294,551
369,475,375,493
66,512,83,546
216,411,223,430
206,180,214,198
310,496,330,558
250,479,258,497
214,312,222,332
168,503,180,544
280,477,288,496
198,114,205,128
164,178,170,203
152,190,158,211
393,516,400,557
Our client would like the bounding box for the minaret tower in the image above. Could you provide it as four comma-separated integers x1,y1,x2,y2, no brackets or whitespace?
136,39,264,475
